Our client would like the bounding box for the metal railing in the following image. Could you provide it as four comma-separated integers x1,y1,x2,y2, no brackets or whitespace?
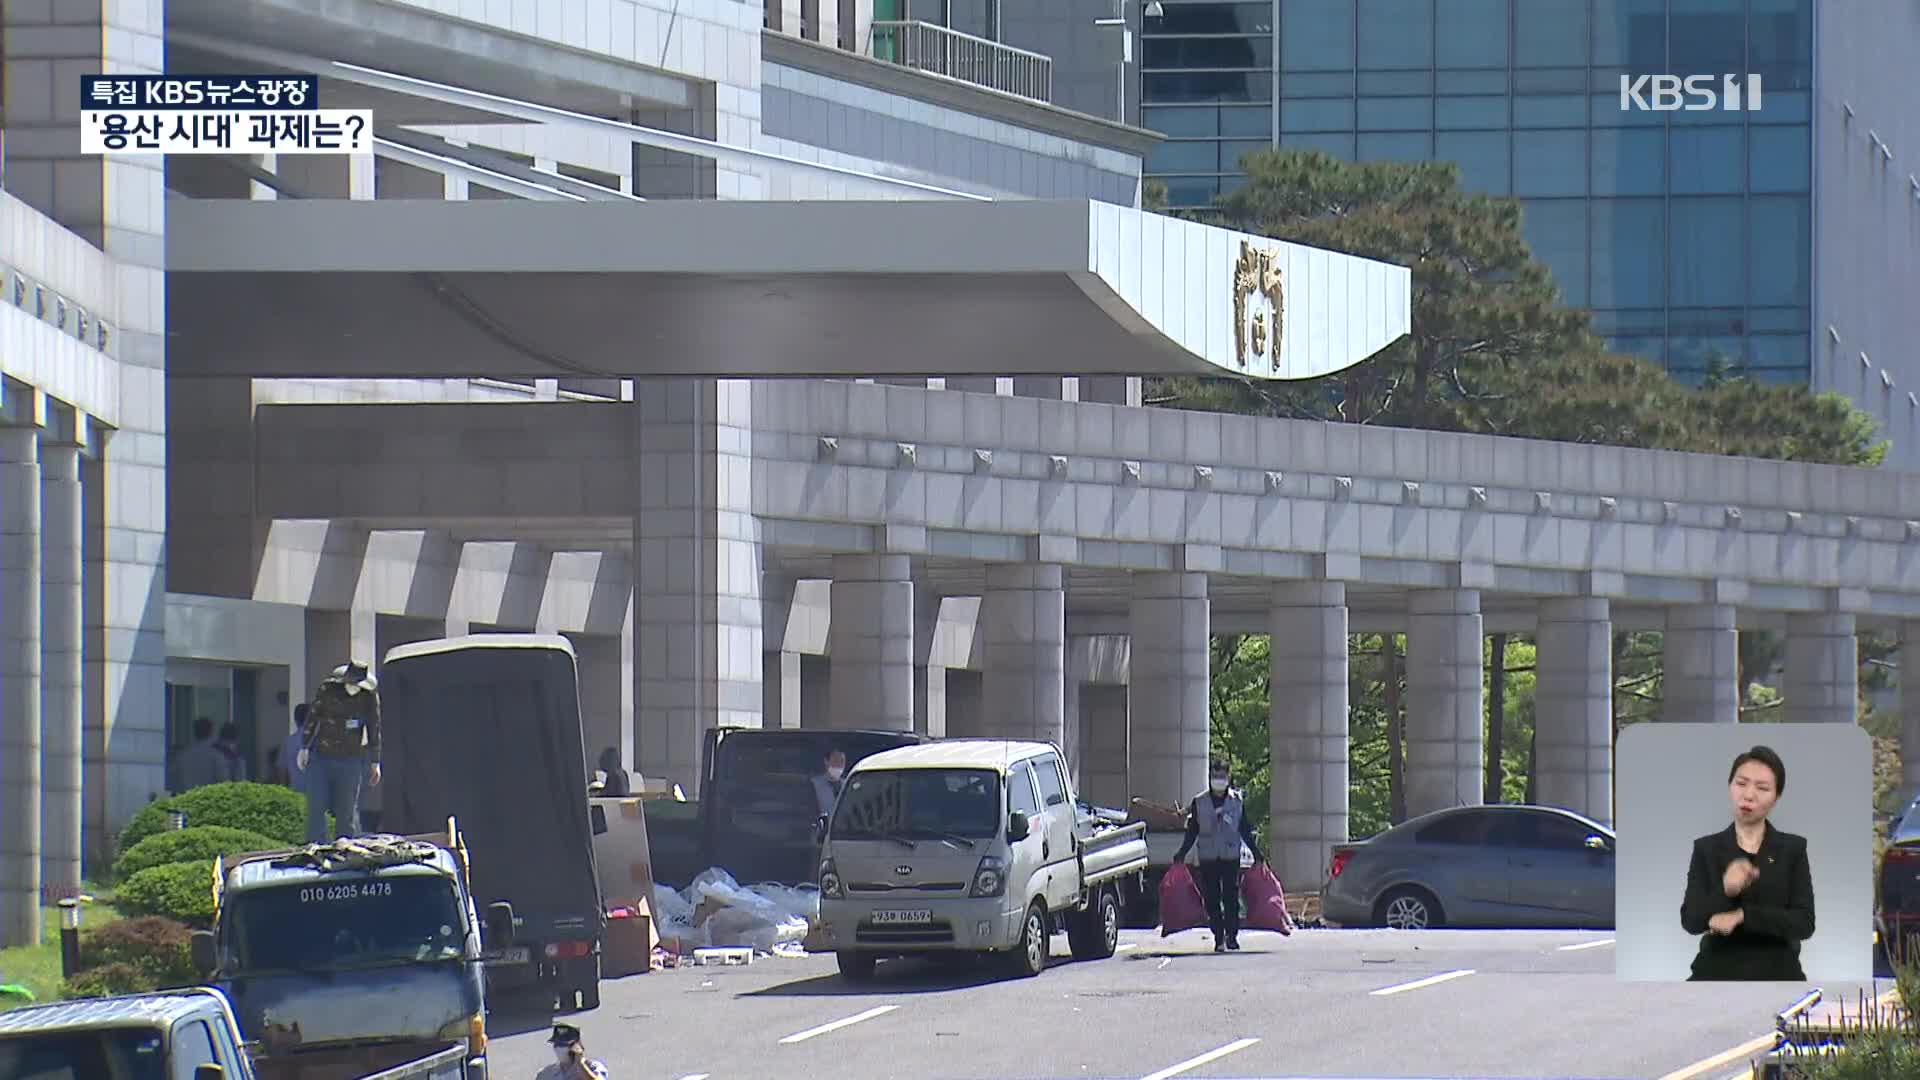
867,21,1052,104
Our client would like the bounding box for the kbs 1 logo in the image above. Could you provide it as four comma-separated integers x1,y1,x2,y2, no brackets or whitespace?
1619,73,1764,112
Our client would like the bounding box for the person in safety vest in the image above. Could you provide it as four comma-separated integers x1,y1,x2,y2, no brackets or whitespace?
1171,758,1266,952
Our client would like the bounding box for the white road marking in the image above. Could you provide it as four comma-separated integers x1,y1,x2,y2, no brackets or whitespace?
1369,968,1477,996
676,1074,710,1080
1557,938,1616,951
1139,1037,1261,1080
777,1004,899,1044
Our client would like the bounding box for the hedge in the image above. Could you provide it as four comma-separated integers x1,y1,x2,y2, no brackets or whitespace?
78,916,198,990
114,825,282,882
116,862,217,928
119,783,308,854
63,962,153,1001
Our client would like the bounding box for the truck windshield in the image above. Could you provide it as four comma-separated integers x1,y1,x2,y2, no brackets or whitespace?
0,1027,166,1080
832,769,1001,842
226,874,467,974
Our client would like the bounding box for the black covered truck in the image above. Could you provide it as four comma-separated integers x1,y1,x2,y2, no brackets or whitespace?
380,634,604,1012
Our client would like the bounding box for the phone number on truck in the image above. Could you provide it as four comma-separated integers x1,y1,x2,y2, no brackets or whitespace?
299,881,394,902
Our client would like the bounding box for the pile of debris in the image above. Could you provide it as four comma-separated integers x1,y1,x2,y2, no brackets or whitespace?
651,869,817,958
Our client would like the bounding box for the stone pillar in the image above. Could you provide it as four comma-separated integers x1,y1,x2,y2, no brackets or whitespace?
981,565,1067,744
1663,605,1739,723
40,440,84,895
1534,598,1614,825
1269,581,1350,891
1785,613,1858,725
1128,572,1210,808
765,651,802,729
570,633,627,773
1,426,43,946
913,589,943,736
1904,622,1920,788
827,555,915,731
1063,668,1083,782
1079,684,1130,809
1405,589,1484,817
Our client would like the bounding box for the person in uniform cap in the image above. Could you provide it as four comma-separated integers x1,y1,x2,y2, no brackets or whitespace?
297,661,383,844
1171,758,1267,953
536,1023,608,1080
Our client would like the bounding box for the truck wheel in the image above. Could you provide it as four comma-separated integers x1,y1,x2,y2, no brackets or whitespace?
1002,901,1050,978
1070,887,1122,961
837,950,877,982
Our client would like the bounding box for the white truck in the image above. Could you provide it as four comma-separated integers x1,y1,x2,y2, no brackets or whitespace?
815,740,1150,980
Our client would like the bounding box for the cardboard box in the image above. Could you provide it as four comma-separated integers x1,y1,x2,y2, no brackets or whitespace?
589,797,657,910
602,897,659,978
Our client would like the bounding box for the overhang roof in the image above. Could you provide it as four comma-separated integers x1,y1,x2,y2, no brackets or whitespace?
165,198,1411,380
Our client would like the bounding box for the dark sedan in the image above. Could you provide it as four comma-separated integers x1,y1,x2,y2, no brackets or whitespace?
1321,804,1615,930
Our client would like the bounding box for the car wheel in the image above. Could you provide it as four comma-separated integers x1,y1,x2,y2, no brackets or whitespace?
1374,886,1442,930
1069,887,1121,961
1004,901,1050,978
836,950,877,981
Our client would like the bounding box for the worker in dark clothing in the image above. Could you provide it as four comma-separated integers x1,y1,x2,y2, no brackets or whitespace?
813,748,847,819
1172,759,1267,952
297,661,382,844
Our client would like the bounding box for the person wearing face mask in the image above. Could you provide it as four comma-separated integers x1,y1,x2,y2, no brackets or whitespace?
1682,744,1814,981
814,748,848,819
535,1023,608,1080
297,661,382,844
1172,759,1267,953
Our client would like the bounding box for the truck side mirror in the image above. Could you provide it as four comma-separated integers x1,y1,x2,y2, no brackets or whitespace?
485,901,516,946
195,1066,225,1080
813,814,829,843
1007,811,1030,842
190,930,217,976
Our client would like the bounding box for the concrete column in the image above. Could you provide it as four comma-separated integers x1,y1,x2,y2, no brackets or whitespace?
1,426,42,946
944,669,984,736
1663,605,1739,723
981,564,1067,745
1534,598,1614,826
1079,684,1130,809
40,441,84,895
1785,613,1858,725
570,633,627,773
1405,589,1484,817
1063,670,1083,782
1128,572,1210,808
827,555,915,730
765,650,802,729
1269,581,1350,892
1903,622,1920,788
913,589,943,736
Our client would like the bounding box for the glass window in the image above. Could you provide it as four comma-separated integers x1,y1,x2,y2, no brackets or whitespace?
1748,306,1809,332
1006,764,1039,816
1668,0,1746,71
1435,0,1507,68
1513,68,1586,94
1437,130,1510,194
1514,0,1589,66
1513,95,1587,128
1749,196,1811,306
1220,140,1270,170
170,1022,219,1080
1358,97,1432,131
1522,199,1590,306
1160,175,1223,207
1750,126,1810,193
1220,106,1274,136
1747,363,1810,387
1592,92,1667,127
1281,72,1356,98
1034,756,1069,808
1282,98,1355,133
1590,128,1665,195
1415,810,1499,845
1281,0,1357,70
1670,127,1744,194
1358,132,1433,162
0,1028,168,1080
1437,70,1507,94
1502,812,1607,851
835,767,1007,839
1751,90,1810,124
1607,334,1668,364
1436,95,1508,129
1748,333,1810,371
1152,2,1275,35
1513,130,1587,196
1750,0,1814,78
1666,307,1745,335
1592,0,1667,67
1668,335,1750,373
1358,0,1433,68
1145,71,1271,102
1591,307,1668,335
1282,131,1356,159
1591,198,1666,308
1674,196,1751,305
1359,70,1434,95
1149,140,1224,173
225,876,468,974
1143,106,1219,138
1145,36,1275,70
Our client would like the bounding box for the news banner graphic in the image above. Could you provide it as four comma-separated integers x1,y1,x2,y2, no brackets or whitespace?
79,75,371,155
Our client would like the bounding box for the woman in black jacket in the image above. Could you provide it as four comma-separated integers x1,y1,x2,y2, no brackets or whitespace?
1681,745,1815,981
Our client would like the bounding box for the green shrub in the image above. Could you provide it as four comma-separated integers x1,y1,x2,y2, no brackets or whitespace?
115,826,281,882
62,962,156,1001
116,862,216,928
79,916,198,989
119,783,308,853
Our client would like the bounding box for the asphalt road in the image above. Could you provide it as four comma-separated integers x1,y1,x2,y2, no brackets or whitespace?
486,928,1877,1080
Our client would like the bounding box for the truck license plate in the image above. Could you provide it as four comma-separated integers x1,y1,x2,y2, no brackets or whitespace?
487,946,530,965
872,910,932,925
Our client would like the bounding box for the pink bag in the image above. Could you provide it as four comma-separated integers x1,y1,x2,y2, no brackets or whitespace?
1241,863,1294,935
1158,862,1208,937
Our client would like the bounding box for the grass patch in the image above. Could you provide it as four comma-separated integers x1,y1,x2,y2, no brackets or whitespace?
0,892,124,1013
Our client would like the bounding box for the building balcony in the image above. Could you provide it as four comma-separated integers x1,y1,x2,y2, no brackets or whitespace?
868,20,1051,105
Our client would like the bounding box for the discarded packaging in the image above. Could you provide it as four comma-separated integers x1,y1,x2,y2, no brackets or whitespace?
692,947,754,966
652,868,821,955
